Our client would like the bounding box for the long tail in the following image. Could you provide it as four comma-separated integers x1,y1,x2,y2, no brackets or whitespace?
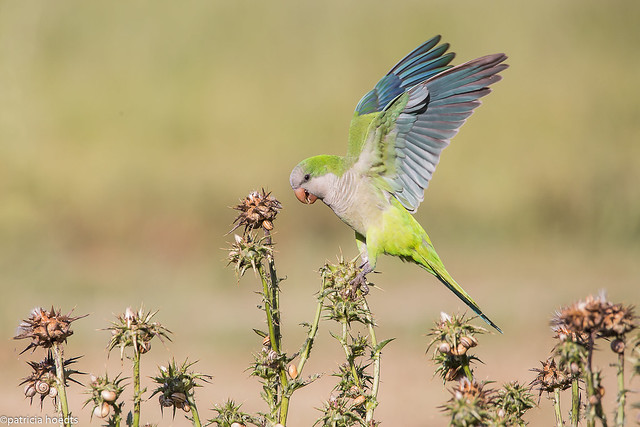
416,242,502,333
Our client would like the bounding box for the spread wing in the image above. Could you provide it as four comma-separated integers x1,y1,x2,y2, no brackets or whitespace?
346,36,455,159
353,53,508,212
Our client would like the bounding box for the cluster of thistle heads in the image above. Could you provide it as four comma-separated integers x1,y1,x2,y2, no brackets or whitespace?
13,304,213,425
530,293,638,424
14,307,86,408
428,312,536,426
227,190,282,279
316,258,389,426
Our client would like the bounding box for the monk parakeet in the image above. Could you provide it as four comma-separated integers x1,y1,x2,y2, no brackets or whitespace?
289,36,507,332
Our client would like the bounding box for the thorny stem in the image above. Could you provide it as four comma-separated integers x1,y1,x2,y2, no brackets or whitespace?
52,343,71,427
341,320,362,389
571,377,580,427
615,351,625,427
296,276,327,377
187,395,202,427
262,230,291,425
585,333,607,427
361,298,380,424
132,351,141,427
553,388,564,427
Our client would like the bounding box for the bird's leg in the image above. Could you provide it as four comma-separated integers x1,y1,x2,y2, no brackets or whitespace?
349,260,373,297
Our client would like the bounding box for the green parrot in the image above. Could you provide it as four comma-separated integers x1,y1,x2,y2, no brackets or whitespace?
289,36,507,332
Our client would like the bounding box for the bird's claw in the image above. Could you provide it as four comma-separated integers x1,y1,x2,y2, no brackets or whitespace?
349,271,370,298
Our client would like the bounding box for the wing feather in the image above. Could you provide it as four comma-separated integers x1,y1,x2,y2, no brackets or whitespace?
353,53,507,212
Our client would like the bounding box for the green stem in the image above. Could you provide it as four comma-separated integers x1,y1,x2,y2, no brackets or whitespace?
571,377,580,427
341,320,362,389
553,388,564,427
52,343,71,427
615,350,625,427
187,395,202,427
296,277,326,376
461,356,474,382
585,333,607,427
132,351,141,427
361,298,380,424
260,232,291,426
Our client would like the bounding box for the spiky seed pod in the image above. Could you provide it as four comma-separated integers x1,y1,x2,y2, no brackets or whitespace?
227,233,273,279
106,305,172,360
14,307,87,353
93,402,111,419
101,389,117,402
530,359,572,393
601,303,636,337
230,189,282,234
287,364,298,379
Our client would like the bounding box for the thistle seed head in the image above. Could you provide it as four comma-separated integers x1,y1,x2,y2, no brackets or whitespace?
14,307,87,353
227,233,272,279
530,358,572,393
106,305,171,360
552,294,636,339
20,350,82,407
230,189,282,234
151,358,211,415
84,372,126,417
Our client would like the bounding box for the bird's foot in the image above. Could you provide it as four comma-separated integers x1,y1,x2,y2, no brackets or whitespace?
348,262,373,298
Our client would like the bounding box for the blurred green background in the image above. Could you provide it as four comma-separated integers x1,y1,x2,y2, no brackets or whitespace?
1,0,639,425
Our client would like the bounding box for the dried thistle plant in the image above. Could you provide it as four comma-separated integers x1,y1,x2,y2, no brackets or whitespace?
14,306,87,354
20,351,82,407
318,257,391,426
14,307,86,427
230,189,282,234
106,306,171,427
535,294,638,427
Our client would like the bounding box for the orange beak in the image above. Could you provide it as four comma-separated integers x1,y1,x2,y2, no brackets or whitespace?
294,187,318,204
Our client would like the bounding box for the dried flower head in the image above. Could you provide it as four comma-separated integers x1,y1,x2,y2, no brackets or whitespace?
600,302,636,337
14,307,87,353
230,189,282,234
20,350,82,407
106,306,171,360
530,358,572,394
151,359,211,415
553,294,636,339
227,233,273,279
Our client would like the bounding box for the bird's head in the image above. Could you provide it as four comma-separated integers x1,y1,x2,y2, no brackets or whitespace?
289,155,344,205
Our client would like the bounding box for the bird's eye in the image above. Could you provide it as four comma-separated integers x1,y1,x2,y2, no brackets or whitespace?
304,174,310,181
